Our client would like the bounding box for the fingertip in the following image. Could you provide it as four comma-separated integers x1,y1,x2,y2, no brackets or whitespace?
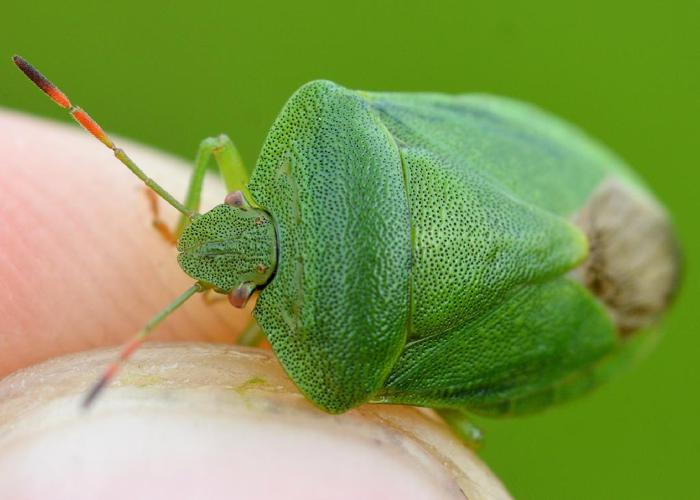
0,344,511,500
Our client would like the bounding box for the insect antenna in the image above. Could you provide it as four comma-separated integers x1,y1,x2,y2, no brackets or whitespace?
82,283,204,408
12,55,193,218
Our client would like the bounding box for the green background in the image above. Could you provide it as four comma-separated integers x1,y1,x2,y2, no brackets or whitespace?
1,1,697,498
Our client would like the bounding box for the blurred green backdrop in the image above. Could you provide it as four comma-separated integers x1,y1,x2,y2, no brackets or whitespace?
1,1,697,498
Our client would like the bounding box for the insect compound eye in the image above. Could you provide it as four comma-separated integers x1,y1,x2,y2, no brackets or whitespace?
228,282,256,308
224,191,250,210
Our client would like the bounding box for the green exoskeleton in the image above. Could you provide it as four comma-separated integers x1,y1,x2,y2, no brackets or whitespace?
14,56,680,444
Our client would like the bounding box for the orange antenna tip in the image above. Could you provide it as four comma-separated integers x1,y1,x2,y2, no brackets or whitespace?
82,369,113,409
71,107,115,149
81,284,202,408
13,55,194,217
82,337,142,409
13,55,71,109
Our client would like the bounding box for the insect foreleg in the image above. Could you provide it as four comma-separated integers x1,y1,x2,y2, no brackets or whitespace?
173,134,250,239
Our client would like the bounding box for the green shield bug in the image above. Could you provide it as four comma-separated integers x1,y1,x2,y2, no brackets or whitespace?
13,56,680,445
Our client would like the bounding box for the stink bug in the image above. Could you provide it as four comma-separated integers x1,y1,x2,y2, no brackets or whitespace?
12,56,680,443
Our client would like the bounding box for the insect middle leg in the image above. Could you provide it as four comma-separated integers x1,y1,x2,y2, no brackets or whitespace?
236,320,266,347
148,134,250,243
436,409,484,449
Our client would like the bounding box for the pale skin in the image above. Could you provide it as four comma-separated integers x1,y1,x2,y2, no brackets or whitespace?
0,109,510,499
